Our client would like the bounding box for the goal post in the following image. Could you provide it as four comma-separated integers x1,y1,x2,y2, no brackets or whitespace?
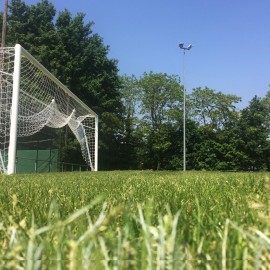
0,44,98,174
7,44,22,174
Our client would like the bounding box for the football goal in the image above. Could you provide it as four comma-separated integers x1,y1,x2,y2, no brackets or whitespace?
0,44,98,174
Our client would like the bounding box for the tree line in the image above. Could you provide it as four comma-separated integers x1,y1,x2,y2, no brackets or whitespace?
121,74,270,171
1,0,270,171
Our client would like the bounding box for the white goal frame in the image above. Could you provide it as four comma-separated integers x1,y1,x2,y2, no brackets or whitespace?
0,44,98,174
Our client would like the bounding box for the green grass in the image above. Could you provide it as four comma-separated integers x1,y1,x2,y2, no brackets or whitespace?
0,171,270,269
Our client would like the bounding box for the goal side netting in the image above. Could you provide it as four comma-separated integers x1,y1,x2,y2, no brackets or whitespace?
0,44,98,174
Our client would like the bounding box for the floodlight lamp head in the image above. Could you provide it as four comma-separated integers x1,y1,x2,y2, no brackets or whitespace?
179,43,184,48
187,44,192,50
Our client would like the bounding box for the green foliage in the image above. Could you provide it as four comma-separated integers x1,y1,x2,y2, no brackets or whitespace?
59,138,84,165
120,73,270,171
189,87,241,129
118,75,140,169
7,0,58,66
121,72,183,170
236,96,270,171
0,171,270,269
138,72,182,128
4,0,124,170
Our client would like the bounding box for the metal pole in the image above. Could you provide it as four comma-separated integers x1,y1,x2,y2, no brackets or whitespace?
179,42,192,172
183,51,186,171
1,0,8,47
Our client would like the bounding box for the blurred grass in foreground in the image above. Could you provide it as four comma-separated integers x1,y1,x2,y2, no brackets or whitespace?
0,171,270,269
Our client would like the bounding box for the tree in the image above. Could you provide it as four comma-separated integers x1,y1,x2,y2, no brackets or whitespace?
53,9,124,169
7,0,57,59
187,87,242,170
190,125,243,171
237,96,270,171
261,89,270,128
137,72,183,170
4,0,124,170
189,87,241,129
119,75,140,169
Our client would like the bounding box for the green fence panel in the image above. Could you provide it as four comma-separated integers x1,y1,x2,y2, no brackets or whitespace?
16,149,58,173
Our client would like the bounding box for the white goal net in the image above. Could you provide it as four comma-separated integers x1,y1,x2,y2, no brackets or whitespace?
0,44,98,174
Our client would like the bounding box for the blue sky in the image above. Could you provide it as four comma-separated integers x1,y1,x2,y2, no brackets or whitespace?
21,0,270,107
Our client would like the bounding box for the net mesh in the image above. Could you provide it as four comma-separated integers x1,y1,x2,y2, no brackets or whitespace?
0,46,97,173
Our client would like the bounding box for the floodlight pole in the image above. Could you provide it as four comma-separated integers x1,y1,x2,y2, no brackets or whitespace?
179,42,192,172
1,0,8,47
